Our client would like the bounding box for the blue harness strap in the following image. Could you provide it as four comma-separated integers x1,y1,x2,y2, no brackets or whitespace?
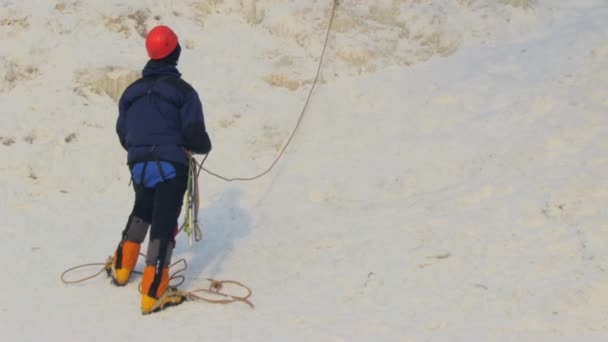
131,161,177,188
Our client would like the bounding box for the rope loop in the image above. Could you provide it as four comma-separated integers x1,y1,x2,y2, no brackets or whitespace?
186,279,255,309
60,260,109,284
61,256,255,309
199,0,340,182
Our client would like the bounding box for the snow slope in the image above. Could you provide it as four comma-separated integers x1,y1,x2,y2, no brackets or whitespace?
1,0,608,340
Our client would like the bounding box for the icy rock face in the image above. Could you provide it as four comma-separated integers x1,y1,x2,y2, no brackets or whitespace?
75,67,139,103
2,1,608,338
501,0,537,9
0,0,541,94
0,0,546,197
0,57,39,92
182,0,541,79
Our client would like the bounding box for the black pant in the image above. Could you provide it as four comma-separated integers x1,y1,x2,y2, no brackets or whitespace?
130,161,188,256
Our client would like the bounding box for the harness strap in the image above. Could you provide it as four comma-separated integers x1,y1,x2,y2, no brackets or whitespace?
149,145,167,182
124,76,180,112
139,160,148,185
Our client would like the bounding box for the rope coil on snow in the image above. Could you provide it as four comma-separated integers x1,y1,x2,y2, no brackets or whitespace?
187,279,255,309
61,257,254,308
60,261,109,284
169,258,254,308
60,254,149,284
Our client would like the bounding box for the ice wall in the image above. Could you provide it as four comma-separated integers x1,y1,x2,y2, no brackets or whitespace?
0,0,548,196
0,0,545,96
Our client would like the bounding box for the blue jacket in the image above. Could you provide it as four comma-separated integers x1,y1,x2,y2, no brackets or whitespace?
116,60,212,166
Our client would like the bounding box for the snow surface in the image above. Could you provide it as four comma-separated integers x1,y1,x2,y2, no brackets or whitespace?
1,0,608,340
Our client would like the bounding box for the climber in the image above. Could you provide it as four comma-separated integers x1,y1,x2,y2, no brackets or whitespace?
109,25,211,314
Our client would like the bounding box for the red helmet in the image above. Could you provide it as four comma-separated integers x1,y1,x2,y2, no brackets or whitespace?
146,25,179,60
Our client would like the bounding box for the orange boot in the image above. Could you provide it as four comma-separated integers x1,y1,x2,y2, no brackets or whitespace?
107,240,141,286
140,264,186,315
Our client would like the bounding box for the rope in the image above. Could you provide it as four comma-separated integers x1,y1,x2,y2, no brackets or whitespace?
182,155,194,233
169,258,254,308
60,254,147,284
179,154,202,245
61,256,254,308
199,0,340,182
187,279,255,309
60,261,109,284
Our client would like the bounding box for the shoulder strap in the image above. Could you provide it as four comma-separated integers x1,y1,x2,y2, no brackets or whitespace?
125,75,194,112
159,75,194,97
